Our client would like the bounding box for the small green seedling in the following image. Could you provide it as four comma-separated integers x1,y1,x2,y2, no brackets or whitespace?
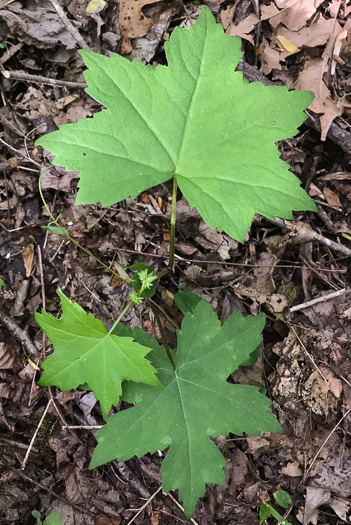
35,6,315,518
259,490,292,525
32,510,62,525
0,278,5,286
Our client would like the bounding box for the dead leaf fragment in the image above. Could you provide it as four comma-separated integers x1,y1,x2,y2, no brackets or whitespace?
293,59,343,140
0,342,17,369
22,243,34,277
118,0,162,54
262,0,324,31
329,496,351,522
86,0,106,14
276,34,297,52
227,13,258,45
303,486,331,525
281,462,302,476
323,188,342,207
28,358,40,371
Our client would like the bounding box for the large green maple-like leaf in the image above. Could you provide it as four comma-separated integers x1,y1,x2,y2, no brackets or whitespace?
90,300,282,517
36,7,316,242
35,289,161,418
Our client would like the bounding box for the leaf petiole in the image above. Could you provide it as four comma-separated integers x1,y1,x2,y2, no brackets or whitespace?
39,167,128,282
168,175,178,270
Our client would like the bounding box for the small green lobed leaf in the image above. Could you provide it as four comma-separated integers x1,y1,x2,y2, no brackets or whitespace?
259,503,272,524
91,298,282,517
36,6,316,243
35,288,161,418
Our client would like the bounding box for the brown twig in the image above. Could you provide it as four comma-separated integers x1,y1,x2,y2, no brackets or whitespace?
0,311,39,357
290,287,347,312
303,408,351,481
48,0,90,50
0,138,41,168
21,398,52,469
269,217,351,258
2,70,87,89
0,42,23,65
118,247,347,272
37,245,47,359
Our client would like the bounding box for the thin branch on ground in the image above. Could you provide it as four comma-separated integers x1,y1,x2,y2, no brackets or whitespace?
48,0,90,50
303,408,351,481
21,398,52,470
118,247,346,272
2,70,87,89
270,217,351,258
126,486,163,525
0,311,39,357
166,492,199,525
288,323,329,385
0,42,23,65
0,138,41,168
290,288,346,312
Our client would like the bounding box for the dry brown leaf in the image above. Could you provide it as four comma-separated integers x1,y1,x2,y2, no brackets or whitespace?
328,0,342,17
277,18,337,50
110,261,128,288
150,510,160,525
303,486,331,525
293,58,343,140
281,461,302,476
22,243,34,277
258,37,288,74
226,13,258,45
118,0,162,54
323,187,342,207
329,497,351,521
262,0,324,31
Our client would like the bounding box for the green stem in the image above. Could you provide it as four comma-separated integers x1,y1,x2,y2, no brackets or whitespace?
108,299,134,334
39,167,127,282
155,268,169,281
168,175,178,270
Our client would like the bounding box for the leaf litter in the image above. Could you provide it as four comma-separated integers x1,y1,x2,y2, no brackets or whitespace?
0,1,351,524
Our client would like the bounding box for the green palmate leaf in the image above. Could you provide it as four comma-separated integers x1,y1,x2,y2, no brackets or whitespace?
36,6,316,242
35,289,161,418
91,299,282,517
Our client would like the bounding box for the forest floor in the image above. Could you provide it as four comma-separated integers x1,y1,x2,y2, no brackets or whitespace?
0,1,351,524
